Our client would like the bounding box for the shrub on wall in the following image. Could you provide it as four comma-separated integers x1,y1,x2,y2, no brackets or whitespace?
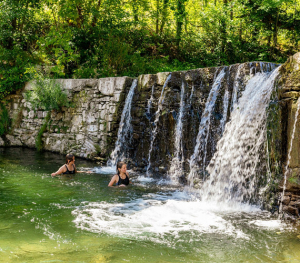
25,71,71,111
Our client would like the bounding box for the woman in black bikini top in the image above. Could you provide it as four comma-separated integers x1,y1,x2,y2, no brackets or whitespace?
63,164,76,174
51,154,77,176
108,161,130,187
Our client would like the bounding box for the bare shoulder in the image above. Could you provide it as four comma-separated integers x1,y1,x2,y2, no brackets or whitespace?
108,174,119,186
59,165,67,172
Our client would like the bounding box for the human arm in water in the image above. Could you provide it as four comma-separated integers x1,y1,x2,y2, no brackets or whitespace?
76,170,92,173
51,165,67,176
51,166,92,176
108,174,119,187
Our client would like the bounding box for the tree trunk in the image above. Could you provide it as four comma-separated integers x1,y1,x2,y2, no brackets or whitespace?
176,0,186,48
220,0,228,53
156,0,160,34
271,11,279,60
160,0,169,34
91,0,102,27
132,0,139,22
76,4,84,28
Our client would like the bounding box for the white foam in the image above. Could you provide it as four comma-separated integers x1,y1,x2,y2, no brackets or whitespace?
93,166,116,174
135,176,155,183
249,220,287,229
72,192,254,243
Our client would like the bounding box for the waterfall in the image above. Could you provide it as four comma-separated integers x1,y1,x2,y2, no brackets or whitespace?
188,68,226,185
169,81,185,182
279,97,300,214
200,67,281,204
146,74,172,175
109,79,138,166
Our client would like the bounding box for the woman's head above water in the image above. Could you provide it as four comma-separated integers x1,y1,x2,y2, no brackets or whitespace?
65,153,75,164
116,161,127,175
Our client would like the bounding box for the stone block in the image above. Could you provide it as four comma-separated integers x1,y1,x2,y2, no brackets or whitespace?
282,196,291,205
81,103,89,108
22,109,28,117
71,115,82,126
107,115,113,122
281,91,300,99
13,103,19,110
98,77,129,95
86,113,96,124
76,134,85,141
28,111,35,118
37,111,44,118
87,125,98,132
100,110,107,119
109,106,116,114
291,195,300,201
157,72,171,86
112,93,121,102
6,135,22,146
290,200,300,208
99,97,111,102
283,205,299,216
90,102,95,109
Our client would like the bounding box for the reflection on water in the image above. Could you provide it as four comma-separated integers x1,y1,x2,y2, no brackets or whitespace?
0,148,300,262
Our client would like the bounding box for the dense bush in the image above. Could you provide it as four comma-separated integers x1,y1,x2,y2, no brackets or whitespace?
0,47,32,100
0,0,299,99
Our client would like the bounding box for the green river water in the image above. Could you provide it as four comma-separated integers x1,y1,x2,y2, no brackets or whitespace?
0,147,300,263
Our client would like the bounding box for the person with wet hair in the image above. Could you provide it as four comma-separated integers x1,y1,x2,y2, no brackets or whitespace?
108,161,130,187
51,153,90,176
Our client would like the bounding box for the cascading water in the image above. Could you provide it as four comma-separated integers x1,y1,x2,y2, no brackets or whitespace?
146,74,172,175
109,79,138,166
168,81,185,182
188,68,226,185
200,67,281,204
279,97,300,214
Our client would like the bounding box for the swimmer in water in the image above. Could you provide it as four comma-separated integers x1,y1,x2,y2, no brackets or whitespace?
108,161,130,187
51,153,91,176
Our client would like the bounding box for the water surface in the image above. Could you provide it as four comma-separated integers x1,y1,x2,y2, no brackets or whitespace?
0,148,299,262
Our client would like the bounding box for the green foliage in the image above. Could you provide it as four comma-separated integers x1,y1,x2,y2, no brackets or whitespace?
36,111,50,151
0,0,43,100
0,47,32,100
25,70,71,111
1,0,300,99
0,103,10,136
